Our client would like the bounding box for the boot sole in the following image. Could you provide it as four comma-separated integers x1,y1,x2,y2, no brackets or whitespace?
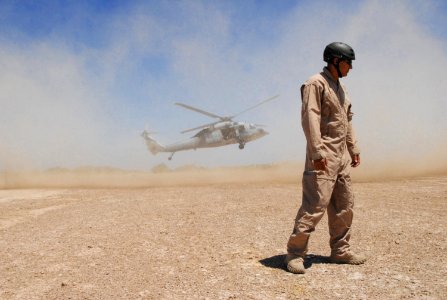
330,258,366,265
287,264,306,274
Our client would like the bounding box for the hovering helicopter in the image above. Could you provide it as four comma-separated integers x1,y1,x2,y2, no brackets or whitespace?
142,95,279,160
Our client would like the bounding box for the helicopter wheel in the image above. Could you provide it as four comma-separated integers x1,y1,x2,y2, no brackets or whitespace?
239,143,245,150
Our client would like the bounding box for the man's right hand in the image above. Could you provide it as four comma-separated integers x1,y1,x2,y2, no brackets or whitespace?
313,158,327,171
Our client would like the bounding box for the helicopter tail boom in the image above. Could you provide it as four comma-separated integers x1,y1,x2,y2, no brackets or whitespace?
141,131,165,155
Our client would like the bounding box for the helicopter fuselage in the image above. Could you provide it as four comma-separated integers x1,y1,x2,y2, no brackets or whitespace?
162,123,268,153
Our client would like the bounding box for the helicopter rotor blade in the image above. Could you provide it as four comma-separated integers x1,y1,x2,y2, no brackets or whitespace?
231,94,279,118
175,102,226,120
176,95,278,134
180,121,220,134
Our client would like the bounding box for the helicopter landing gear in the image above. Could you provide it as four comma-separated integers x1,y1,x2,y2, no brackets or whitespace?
168,152,176,160
237,135,245,150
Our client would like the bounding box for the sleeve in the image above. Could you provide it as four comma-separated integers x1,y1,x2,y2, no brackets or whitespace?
300,82,326,160
346,104,360,157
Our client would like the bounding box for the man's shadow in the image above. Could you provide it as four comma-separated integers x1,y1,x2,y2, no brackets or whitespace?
259,254,331,271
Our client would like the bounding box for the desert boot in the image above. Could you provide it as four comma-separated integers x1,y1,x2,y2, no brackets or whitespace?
285,254,305,274
330,251,366,265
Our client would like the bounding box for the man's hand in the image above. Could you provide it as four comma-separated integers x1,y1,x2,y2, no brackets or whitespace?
351,154,360,168
313,158,327,171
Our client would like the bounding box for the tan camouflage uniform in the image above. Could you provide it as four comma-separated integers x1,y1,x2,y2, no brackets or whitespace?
287,67,360,258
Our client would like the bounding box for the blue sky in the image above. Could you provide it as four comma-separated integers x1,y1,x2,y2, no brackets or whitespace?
0,0,446,171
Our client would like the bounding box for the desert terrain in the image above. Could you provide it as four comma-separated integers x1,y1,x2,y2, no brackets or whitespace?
0,165,446,299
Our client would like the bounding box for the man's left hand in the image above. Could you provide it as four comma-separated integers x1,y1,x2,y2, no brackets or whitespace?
351,154,360,168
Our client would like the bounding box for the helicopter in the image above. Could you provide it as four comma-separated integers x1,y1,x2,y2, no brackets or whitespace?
142,95,279,160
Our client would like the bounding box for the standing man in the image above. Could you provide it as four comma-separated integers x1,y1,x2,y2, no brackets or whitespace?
285,42,366,274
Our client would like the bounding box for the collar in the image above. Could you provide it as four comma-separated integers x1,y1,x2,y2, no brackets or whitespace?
323,67,340,88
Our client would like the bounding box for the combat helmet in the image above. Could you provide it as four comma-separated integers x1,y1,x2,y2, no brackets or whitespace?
323,42,355,62
323,42,355,78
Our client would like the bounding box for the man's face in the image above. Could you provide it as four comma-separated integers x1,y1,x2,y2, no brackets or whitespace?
339,59,352,77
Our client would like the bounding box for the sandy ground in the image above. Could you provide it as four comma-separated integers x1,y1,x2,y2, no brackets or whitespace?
0,174,446,299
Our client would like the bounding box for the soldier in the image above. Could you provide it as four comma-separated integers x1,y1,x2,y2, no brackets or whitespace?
285,42,366,274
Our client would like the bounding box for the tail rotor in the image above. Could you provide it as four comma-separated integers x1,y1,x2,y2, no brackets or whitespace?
141,130,165,155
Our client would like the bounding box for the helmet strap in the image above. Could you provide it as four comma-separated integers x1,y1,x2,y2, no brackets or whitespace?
335,60,343,78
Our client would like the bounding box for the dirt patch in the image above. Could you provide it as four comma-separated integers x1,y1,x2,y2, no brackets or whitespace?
0,176,446,299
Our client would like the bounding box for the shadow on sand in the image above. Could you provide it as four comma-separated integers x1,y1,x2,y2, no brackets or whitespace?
259,254,331,271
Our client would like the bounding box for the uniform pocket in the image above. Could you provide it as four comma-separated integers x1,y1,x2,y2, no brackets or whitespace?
302,170,334,209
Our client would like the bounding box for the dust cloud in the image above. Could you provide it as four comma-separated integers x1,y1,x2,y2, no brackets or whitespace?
1,160,446,189
0,164,297,189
